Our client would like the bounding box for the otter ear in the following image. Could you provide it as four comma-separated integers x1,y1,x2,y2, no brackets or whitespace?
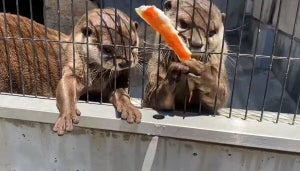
81,26,93,37
164,0,177,11
133,21,139,30
221,13,226,23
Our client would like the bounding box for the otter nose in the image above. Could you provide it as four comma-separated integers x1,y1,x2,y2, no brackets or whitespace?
190,41,203,50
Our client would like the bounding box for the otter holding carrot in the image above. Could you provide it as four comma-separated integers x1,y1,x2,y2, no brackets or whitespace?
137,0,230,112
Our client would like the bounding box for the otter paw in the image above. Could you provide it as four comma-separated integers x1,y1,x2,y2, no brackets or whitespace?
167,62,189,82
53,113,79,136
116,103,142,123
183,59,206,76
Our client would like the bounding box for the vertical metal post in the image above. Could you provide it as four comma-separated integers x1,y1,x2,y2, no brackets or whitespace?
277,0,300,123
261,0,283,122
229,0,247,118
43,0,51,98
244,0,265,119
16,0,26,96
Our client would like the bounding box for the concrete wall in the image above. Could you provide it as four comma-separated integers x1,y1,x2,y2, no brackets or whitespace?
1,118,300,171
272,0,300,38
252,0,275,24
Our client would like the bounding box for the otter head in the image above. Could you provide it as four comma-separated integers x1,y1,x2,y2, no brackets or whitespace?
164,0,225,57
75,8,139,71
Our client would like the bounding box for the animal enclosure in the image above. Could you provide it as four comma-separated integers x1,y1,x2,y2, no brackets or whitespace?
0,0,300,171
0,0,299,124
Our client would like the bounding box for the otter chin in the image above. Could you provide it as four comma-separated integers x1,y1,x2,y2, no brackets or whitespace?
145,0,230,112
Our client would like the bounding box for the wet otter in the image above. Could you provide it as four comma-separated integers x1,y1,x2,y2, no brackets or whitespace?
145,0,230,112
53,8,141,135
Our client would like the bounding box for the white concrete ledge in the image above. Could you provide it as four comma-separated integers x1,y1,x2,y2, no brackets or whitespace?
0,94,300,153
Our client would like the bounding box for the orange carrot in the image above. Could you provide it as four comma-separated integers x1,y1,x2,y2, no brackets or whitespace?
135,5,191,61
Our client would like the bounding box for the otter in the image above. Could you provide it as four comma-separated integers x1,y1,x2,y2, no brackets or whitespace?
145,0,230,112
0,9,141,135
0,13,67,97
53,8,141,135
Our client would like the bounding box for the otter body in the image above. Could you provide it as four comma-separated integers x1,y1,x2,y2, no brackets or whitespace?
0,10,141,135
53,8,141,135
0,13,68,97
145,0,230,112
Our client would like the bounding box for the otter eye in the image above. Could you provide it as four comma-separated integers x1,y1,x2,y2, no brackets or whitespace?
82,26,93,37
179,19,188,29
102,45,114,54
208,29,217,37
164,1,172,11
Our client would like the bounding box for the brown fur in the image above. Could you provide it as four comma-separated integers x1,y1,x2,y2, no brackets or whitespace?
0,13,68,97
53,8,141,135
145,0,230,112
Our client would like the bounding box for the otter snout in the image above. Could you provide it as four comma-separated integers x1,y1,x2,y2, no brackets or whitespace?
187,40,206,55
188,30,207,52
117,52,138,69
103,53,137,71
100,44,136,70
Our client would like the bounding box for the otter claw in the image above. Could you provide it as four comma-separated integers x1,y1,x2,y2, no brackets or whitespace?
115,102,141,123
53,111,79,135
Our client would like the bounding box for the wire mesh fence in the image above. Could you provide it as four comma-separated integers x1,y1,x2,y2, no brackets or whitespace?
0,0,299,125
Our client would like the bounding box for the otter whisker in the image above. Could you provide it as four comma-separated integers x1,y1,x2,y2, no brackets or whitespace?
142,41,169,48
225,23,249,32
138,48,155,52
138,51,154,55
226,55,239,69
135,64,143,72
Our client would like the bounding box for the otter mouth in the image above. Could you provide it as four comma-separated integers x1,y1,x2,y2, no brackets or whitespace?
191,51,212,63
105,55,127,61
118,61,131,69
105,56,133,70
163,37,210,62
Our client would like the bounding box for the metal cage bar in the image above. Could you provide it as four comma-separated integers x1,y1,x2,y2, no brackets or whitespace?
244,0,265,119
213,0,229,116
42,0,51,98
229,0,247,118
277,0,300,123
0,0,300,125
15,0,26,96
261,0,284,121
